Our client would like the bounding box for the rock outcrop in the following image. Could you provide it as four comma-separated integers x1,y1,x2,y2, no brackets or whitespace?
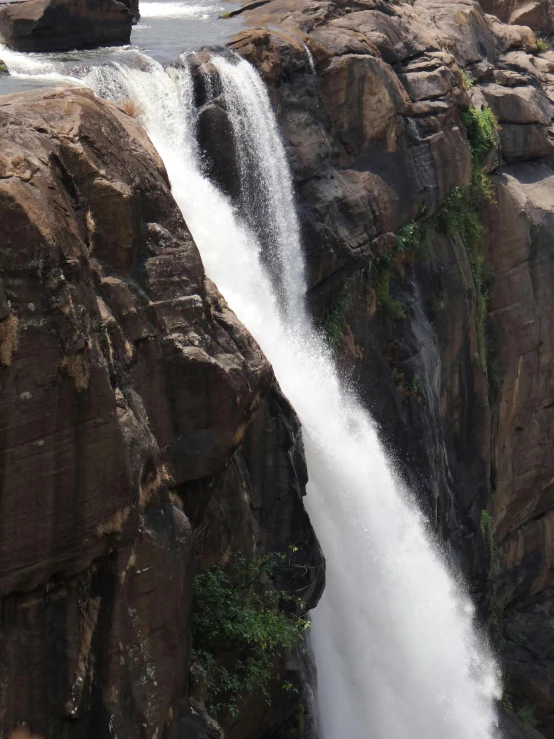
187,0,554,734
0,86,322,738
0,0,135,52
120,0,139,23
479,0,554,34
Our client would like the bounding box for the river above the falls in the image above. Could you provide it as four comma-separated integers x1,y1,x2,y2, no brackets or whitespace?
0,0,241,94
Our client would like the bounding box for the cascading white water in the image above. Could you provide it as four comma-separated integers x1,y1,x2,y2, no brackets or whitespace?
2,49,502,737
211,54,306,322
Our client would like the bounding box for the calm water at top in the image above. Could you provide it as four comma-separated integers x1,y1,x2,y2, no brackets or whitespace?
0,0,242,94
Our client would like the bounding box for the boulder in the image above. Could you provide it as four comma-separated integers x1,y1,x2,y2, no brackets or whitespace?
478,0,554,33
0,0,134,52
472,83,554,160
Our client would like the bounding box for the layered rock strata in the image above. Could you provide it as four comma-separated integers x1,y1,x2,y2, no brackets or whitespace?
0,86,322,739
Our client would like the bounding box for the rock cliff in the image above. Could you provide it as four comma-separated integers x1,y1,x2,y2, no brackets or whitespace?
2,0,554,737
0,86,322,738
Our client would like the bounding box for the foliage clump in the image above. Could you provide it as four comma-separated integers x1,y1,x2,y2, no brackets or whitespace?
460,69,475,91
518,706,539,728
191,553,310,719
391,367,418,397
457,105,498,369
461,106,498,166
371,219,435,321
536,35,549,53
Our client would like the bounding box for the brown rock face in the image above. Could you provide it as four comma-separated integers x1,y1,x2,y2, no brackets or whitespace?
483,163,554,732
0,86,322,739
0,0,134,52
120,0,139,22
478,0,554,33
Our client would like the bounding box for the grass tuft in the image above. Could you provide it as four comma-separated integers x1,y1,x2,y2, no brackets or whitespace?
460,69,475,91
60,351,90,391
120,98,141,117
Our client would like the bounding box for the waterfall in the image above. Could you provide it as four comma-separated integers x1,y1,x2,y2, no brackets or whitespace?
211,54,306,322
197,57,501,739
116,54,501,739
3,49,502,737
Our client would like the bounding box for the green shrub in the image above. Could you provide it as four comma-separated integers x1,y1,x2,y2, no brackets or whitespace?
536,35,548,53
391,368,418,397
191,554,310,719
501,694,515,714
461,106,498,166
460,69,475,91
405,373,419,396
396,222,420,251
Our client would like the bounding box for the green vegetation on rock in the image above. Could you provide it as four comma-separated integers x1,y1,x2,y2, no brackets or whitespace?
191,553,310,719
392,368,419,397
536,35,549,53
502,694,540,729
461,106,497,166
372,251,407,321
460,69,474,91
323,276,355,347
374,105,497,374
480,509,498,580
